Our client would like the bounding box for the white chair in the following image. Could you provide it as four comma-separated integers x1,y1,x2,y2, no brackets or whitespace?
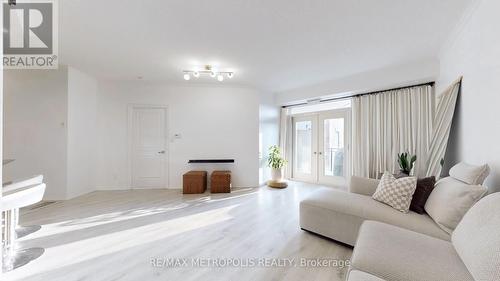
2,178,46,272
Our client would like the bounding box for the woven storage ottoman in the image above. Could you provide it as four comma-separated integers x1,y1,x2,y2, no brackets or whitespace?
211,171,231,193
183,171,207,194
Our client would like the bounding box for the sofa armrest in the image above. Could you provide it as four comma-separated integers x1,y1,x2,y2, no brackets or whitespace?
348,176,380,196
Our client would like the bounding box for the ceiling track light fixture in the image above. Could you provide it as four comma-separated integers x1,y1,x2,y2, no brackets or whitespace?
183,65,234,81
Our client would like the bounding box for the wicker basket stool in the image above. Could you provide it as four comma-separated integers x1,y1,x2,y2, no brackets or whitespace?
183,171,207,194
210,171,231,193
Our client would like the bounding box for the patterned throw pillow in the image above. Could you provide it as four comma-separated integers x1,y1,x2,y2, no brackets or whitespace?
372,172,418,213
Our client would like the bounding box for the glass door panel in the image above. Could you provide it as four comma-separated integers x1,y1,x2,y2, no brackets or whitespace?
296,121,312,174
293,116,317,181
318,110,349,186
323,118,344,176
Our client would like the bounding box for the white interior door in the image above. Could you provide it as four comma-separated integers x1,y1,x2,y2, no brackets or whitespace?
318,110,350,186
131,106,167,188
292,115,318,182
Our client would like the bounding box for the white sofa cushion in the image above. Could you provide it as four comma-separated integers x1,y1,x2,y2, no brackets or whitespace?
350,221,473,281
372,172,417,213
425,177,487,234
449,162,490,185
300,188,449,246
452,192,500,281
349,176,380,196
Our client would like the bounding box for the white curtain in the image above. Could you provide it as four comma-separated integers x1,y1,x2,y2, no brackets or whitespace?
351,85,435,178
425,78,462,179
279,108,293,178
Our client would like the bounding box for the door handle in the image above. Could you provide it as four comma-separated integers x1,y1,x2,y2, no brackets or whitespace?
313,152,317,155
158,150,166,154
319,152,323,155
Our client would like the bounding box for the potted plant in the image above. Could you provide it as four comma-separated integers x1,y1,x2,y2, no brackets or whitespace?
397,152,417,176
267,145,287,185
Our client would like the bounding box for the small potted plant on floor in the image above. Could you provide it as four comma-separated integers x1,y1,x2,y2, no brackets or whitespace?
267,145,288,188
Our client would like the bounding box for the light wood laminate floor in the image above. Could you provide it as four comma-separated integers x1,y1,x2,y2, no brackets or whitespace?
5,181,352,281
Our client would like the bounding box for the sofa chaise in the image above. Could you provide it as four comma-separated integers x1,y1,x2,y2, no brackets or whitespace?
300,176,450,246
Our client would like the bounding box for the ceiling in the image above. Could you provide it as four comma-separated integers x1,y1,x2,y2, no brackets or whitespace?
59,0,472,92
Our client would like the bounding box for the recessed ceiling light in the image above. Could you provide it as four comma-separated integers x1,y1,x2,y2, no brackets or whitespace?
183,73,191,80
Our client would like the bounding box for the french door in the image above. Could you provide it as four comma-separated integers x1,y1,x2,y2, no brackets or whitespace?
292,110,350,186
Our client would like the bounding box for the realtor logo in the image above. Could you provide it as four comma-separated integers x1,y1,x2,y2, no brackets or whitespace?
3,0,58,69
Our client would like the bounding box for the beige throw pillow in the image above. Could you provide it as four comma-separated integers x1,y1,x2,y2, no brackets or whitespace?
449,162,490,185
425,177,487,234
372,172,417,213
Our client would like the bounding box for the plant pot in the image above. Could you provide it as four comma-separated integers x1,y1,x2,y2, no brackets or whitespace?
271,168,284,182
268,168,287,188
398,170,410,178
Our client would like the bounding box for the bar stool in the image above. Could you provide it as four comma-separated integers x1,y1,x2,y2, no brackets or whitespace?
3,175,44,236
2,181,46,272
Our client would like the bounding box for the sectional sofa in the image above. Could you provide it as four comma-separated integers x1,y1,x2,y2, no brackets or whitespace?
300,170,499,281
346,192,500,281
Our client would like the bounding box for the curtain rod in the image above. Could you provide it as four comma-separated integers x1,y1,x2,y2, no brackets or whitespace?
282,81,435,108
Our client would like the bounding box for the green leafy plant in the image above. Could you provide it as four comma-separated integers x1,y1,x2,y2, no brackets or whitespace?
397,152,417,175
267,145,287,169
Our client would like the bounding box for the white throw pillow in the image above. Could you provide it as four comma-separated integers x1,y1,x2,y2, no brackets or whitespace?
425,177,487,234
372,172,417,213
449,162,490,185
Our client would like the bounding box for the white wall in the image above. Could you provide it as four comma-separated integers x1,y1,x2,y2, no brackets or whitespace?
96,82,261,189
437,0,500,192
4,68,68,200
4,66,98,200
67,67,97,198
259,94,280,185
275,59,439,105
4,70,269,195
